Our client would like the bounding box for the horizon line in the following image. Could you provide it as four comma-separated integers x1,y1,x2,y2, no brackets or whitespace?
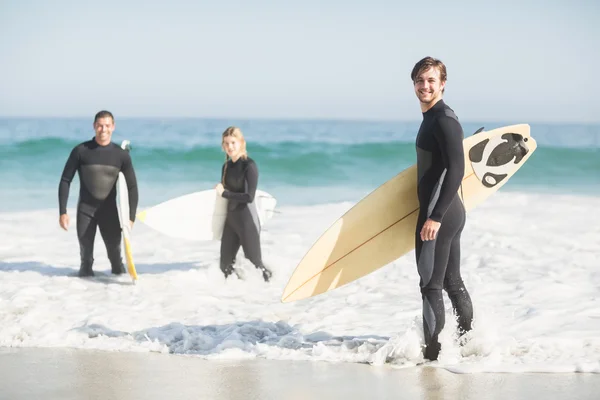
0,114,598,126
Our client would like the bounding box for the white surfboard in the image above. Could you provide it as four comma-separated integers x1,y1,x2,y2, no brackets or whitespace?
137,189,277,241
117,140,138,283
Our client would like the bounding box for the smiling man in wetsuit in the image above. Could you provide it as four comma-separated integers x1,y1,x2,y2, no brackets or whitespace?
58,110,139,277
411,57,474,361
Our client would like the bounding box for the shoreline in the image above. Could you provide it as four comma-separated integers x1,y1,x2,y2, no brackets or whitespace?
2,347,599,400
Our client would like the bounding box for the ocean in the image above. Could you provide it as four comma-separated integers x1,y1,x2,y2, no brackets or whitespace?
1,118,599,211
0,117,599,373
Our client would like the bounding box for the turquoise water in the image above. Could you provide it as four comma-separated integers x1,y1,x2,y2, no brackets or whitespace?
1,118,599,210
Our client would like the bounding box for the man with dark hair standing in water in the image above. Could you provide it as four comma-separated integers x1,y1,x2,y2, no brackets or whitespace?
58,110,139,277
411,57,473,361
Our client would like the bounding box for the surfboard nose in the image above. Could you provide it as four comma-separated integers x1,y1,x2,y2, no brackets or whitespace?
511,133,529,160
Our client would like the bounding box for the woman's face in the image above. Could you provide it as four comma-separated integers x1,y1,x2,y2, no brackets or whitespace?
223,135,242,160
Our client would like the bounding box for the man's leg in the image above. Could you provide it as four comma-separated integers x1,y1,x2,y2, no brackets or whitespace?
444,207,473,338
76,208,97,277
98,205,125,274
416,198,465,360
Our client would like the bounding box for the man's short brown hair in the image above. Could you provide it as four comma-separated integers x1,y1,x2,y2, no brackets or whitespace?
411,56,447,84
94,110,114,124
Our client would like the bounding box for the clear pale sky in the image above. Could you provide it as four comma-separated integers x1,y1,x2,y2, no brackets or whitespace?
1,0,598,122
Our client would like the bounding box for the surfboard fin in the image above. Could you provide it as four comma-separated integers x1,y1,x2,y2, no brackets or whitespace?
473,127,485,135
120,140,132,152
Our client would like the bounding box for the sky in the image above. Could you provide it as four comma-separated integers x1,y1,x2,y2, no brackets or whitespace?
1,0,599,122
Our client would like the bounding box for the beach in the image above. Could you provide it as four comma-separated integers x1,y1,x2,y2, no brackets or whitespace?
1,118,599,397
2,347,600,400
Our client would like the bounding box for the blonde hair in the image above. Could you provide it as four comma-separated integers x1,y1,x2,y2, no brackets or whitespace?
221,126,248,185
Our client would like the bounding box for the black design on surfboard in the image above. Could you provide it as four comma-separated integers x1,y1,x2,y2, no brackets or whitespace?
469,140,488,163
469,132,530,188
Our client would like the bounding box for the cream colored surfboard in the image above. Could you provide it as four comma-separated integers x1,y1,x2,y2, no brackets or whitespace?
281,124,537,303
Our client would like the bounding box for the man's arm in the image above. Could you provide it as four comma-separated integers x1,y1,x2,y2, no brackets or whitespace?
429,115,465,222
58,146,80,215
121,152,139,222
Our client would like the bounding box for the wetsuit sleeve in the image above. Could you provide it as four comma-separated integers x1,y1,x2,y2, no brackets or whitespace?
222,161,258,203
58,146,80,215
121,152,139,221
429,116,465,222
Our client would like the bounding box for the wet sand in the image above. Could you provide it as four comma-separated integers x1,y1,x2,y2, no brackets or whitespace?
1,347,599,400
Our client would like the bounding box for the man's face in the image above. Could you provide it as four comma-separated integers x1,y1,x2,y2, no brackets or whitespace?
414,67,446,105
93,117,114,145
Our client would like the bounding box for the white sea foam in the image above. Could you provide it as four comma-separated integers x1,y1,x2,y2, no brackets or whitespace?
1,191,599,374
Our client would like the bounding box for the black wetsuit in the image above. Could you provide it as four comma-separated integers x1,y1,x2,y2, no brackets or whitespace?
415,100,473,360
219,157,271,282
58,139,138,276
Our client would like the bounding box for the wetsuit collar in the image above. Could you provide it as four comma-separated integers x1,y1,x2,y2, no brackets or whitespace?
422,99,445,116
92,137,112,147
